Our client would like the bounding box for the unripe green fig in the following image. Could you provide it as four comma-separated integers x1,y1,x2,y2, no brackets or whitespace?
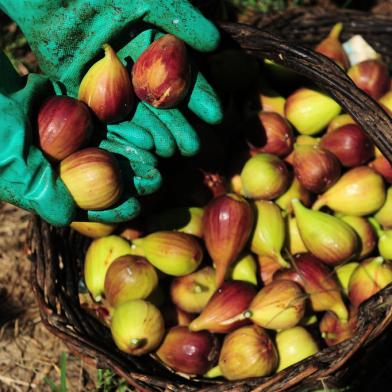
84,235,133,301
250,200,289,268
111,299,164,356
293,199,358,266
313,166,386,216
286,215,308,255
240,153,290,200
145,207,204,238
230,253,258,285
374,186,392,229
340,215,377,259
285,88,341,135
335,262,359,295
276,326,319,371
132,231,202,276
170,266,216,314
275,176,313,214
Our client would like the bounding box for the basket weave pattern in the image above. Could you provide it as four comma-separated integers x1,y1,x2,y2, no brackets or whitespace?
27,9,392,392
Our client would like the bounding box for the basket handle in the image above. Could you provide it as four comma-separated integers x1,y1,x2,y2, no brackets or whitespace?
219,21,392,163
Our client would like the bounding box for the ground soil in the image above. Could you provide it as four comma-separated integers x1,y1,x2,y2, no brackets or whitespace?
0,203,97,391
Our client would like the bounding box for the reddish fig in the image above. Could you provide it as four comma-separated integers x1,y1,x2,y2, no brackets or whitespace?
369,155,392,184
189,281,256,333
320,124,374,167
132,35,190,108
320,308,358,346
293,144,341,193
37,96,92,161
315,23,349,69
347,59,389,100
79,44,134,123
248,112,294,157
348,256,392,308
258,255,284,285
203,193,254,287
156,326,220,375
104,255,158,307
279,253,348,321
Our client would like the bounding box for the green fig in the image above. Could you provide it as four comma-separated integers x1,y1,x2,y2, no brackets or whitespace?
286,215,308,255
276,326,319,371
240,153,290,200
132,231,203,276
326,113,356,133
230,253,258,285
111,299,164,356
145,207,204,238
335,262,359,295
369,218,392,260
276,176,313,214
285,88,341,135
340,215,377,258
313,166,386,216
251,200,289,268
374,186,392,229
170,266,216,314
292,199,359,266
104,255,159,307
84,235,134,301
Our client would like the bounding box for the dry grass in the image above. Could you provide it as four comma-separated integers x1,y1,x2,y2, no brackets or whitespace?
0,203,97,392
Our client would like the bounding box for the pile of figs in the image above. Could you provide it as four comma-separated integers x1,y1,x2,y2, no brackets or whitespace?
74,24,392,381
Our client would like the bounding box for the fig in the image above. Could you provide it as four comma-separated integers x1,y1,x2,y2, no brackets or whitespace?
132,34,190,108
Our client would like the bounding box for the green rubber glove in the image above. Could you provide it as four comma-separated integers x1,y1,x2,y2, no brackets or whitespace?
0,1,221,225
1,0,223,157
0,52,164,225
0,53,76,226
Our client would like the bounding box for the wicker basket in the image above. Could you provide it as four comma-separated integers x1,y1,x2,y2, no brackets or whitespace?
27,8,392,392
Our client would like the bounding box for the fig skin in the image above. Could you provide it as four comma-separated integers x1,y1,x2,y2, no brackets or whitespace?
132,34,191,108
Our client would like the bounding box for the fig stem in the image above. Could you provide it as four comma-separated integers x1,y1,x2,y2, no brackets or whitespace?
329,22,343,40
192,283,209,293
129,338,146,349
220,310,252,326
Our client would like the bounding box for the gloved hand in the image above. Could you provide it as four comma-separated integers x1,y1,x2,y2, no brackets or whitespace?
1,0,223,157
0,1,222,225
